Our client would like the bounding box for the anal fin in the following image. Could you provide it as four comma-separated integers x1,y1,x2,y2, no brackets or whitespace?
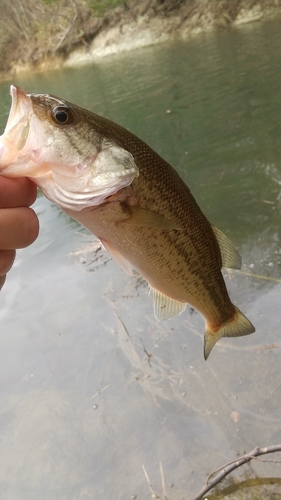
151,287,186,321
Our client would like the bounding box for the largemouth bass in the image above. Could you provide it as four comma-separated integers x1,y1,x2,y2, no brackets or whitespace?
0,85,255,359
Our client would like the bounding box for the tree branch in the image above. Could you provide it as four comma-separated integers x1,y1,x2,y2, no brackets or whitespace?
193,444,281,500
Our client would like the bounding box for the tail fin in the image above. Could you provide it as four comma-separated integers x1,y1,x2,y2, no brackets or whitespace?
204,306,255,360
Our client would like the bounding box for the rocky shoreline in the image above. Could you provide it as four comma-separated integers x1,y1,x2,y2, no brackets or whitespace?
1,0,281,80
64,0,281,68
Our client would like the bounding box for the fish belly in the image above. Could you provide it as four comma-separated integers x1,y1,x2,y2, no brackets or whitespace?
64,202,234,329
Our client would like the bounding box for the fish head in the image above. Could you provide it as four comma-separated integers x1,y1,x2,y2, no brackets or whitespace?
0,85,139,210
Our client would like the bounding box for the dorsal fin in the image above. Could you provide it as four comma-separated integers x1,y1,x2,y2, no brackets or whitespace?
211,225,242,269
151,287,186,321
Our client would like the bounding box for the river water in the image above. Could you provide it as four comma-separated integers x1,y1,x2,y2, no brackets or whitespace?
0,18,281,500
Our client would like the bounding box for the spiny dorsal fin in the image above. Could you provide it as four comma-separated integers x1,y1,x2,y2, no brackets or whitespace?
211,225,242,270
151,287,186,321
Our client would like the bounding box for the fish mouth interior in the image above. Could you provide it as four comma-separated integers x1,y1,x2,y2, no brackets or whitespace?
0,85,39,175
2,85,32,148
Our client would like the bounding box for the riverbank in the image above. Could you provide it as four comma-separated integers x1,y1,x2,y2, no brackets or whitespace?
64,0,281,68
1,0,281,80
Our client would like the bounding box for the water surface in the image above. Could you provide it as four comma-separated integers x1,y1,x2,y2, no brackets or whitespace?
0,18,280,500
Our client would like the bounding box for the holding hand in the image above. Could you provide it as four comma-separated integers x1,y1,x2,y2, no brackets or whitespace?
0,177,39,290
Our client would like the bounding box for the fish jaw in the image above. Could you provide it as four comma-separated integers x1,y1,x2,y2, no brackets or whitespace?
0,85,36,174
0,85,139,211
37,141,139,211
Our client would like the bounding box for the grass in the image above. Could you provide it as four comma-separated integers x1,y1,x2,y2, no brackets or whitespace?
42,0,125,16
86,0,125,16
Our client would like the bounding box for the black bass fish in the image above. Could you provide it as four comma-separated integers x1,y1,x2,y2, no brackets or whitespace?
0,85,255,359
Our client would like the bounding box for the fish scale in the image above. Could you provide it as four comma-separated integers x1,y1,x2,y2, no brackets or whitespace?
0,85,255,359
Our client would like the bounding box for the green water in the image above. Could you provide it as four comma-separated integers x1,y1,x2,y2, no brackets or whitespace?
0,18,280,500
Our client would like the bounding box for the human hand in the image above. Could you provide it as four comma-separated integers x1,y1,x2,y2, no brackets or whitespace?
0,177,39,290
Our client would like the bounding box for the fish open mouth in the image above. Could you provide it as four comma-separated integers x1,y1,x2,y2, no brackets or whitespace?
0,85,34,173
4,86,32,144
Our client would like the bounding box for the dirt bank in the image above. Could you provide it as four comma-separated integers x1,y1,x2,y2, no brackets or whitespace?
1,0,281,80
65,0,281,67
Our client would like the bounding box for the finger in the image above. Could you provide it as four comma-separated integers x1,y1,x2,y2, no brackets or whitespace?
0,207,39,249
0,249,16,275
0,275,6,291
0,177,38,208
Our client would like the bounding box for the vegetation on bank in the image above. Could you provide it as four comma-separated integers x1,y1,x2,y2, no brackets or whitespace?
0,0,106,73
0,0,280,78
42,0,125,16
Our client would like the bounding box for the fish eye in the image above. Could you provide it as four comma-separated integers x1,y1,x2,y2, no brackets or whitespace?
51,106,74,125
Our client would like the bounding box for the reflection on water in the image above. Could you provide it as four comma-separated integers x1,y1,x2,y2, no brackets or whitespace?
0,17,281,500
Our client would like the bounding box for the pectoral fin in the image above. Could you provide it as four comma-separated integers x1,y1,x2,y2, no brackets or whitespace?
212,225,242,269
151,287,186,321
100,238,133,276
123,206,181,230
